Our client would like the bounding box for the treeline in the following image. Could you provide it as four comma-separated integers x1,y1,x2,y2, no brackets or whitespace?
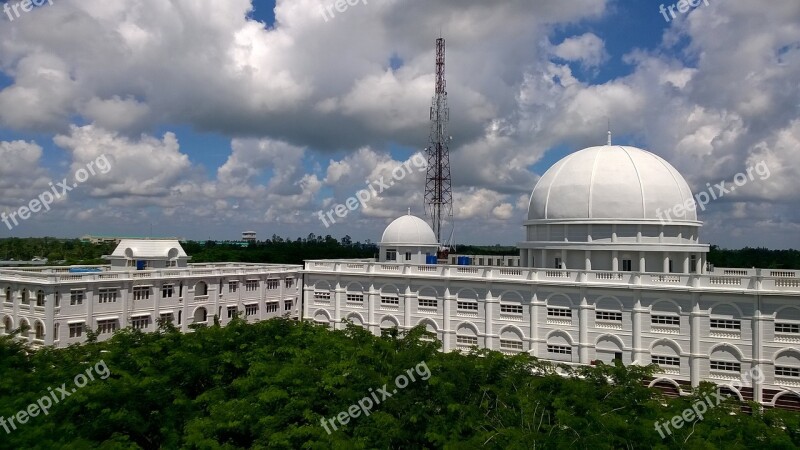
2,237,800,270
0,238,115,265
708,246,800,270
0,318,798,448
183,234,377,265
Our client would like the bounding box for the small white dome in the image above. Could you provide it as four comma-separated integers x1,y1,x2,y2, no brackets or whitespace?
381,214,438,246
528,145,697,222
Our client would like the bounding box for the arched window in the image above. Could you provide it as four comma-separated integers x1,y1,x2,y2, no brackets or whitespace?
34,322,44,340
21,290,28,305
4,287,10,303
19,319,30,338
2,316,11,334
193,307,207,323
36,290,45,307
195,282,207,297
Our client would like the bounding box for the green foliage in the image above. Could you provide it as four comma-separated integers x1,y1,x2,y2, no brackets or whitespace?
179,235,376,265
1,320,799,448
707,245,800,270
0,238,115,265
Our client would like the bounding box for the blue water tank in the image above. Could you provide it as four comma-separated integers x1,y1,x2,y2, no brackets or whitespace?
426,254,437,264
456,256,466,265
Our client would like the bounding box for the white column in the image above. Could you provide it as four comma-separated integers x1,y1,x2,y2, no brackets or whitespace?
579,288,589,364
612,251,619,272
663,254,670,273
752,295,764,403
631,292,644,364
584,250,592,271
683,253,690,274
334,281,343,330
639,252,646,273
484,290,494,350
44,290,55,346
367,284,376,335
403,286,412,330
690,293,702,388
530,289,539,356
442,287,452,351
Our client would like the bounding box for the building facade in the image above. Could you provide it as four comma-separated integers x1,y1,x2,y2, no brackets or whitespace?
1,239,302,347
304,145,800,410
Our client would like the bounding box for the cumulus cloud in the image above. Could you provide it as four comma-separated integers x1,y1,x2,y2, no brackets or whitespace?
0,0,797,248
551,33,608,68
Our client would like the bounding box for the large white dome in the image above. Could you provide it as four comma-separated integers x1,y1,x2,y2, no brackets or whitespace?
381,214,438,245
528,145,697,222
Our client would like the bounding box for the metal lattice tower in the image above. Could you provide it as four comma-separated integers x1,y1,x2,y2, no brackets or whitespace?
424,37,453,245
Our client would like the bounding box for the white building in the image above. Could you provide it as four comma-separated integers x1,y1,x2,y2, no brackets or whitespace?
1,239,301,347
242,231,257,243
304,145,800,410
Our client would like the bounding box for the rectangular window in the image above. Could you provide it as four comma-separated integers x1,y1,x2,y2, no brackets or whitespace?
500,304,523,314
596,311,622,321
266,279,280,290
710,361,741,372
547,344,571,355
284,301,292,311
228,281,238,293
69,323,84,338
386,250,397,261
381,296,399,305
652,355,680,367
457,301,479,311
690,255,697,273
245,304,258,316
132,286,150,301
131,316,150,330
405,252,412,261
456,335,478,346
652,315,680,326
162,284,174,298
98,288,118,304
245,280,259,292
418,298,438,308
347,294,364,303
710,318,741,330
500,339,523,350
314,291,331,301
70,290,84,306
775,323,800,334
776,366,800,378
284,278,294,289
97,319,118,334
159,313,174,324
265,302,279,313
622,259,632,271
554,257,562,269
227,306,238,318
547,307,571,318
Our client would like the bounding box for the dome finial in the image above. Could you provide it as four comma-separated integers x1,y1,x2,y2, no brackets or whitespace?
607,118,612,146
408,207,411,215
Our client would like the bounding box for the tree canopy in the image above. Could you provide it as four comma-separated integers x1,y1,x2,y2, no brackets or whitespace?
1,318,798,449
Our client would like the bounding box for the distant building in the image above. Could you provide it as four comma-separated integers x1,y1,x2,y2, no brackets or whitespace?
1,239,301,348
81,235,182,245
242,231,257,243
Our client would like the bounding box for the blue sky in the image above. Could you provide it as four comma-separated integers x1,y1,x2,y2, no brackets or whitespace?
0,0,797,248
